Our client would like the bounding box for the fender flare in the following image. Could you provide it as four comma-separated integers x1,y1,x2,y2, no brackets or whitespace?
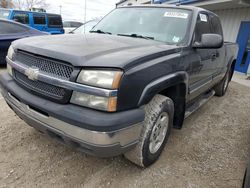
138,71,189,106
227,56,236,69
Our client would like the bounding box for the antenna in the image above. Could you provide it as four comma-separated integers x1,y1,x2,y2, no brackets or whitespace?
84,0,87,33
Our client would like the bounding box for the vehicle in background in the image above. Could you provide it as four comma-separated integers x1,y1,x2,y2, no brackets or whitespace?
63,21,83,34
0,19,48,65
243,163,250,188
70,20,99,34
0,8,64,34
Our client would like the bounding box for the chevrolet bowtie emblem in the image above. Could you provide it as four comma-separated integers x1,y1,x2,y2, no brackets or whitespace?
25,67,39,81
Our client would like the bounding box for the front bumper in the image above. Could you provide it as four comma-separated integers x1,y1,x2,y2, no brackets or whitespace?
0,73,144,157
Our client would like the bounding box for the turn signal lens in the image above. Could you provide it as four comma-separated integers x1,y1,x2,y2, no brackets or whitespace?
70,91,117,112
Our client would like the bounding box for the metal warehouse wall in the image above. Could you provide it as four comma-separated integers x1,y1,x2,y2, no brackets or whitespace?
214,7,250,42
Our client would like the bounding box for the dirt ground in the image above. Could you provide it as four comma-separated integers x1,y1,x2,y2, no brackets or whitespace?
0,67,250,188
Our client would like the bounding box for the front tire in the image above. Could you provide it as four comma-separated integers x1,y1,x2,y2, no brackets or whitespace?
124,95,174,167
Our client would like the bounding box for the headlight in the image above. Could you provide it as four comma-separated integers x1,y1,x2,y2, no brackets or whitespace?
70,92,117,112
77,70,123,89
7,45,15,60
72,69,122,111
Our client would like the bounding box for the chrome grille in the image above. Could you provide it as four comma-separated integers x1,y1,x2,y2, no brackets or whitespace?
14,71,67,99
16,51,73,80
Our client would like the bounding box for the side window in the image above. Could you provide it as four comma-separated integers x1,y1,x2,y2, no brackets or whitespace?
13,12,29,24
33,14,46,25
0,22,28,34
194,13,211,42
48,15,62,28
210,15,223,36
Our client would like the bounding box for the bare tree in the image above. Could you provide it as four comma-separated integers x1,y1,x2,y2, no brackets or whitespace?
0,0,14,8
25,0,48,10
15,0,25,9
14,0,48,10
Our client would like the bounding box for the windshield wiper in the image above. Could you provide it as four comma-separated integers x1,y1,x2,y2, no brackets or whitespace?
90,30,112,35
117,33,154,40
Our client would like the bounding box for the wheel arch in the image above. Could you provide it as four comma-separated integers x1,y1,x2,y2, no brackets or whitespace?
229,59,236,81
138,71,188,129
159,83,187,129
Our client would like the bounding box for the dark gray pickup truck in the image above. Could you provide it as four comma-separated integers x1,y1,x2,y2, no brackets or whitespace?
0,5,238,167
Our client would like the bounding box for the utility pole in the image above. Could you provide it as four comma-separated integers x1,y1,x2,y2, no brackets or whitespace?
59,5,62,15
84,0,87,23
84,0,87,33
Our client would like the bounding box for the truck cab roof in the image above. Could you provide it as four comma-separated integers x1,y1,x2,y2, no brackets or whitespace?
118,4,218,17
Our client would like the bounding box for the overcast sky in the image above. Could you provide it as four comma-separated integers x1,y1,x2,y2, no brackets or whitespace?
46,0,119,22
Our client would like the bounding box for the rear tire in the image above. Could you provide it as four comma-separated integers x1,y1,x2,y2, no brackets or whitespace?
124,94,174,167
243,164,250,188
214,67,232,97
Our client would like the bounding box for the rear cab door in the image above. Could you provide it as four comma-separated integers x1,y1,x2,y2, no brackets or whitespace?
209,14,226,82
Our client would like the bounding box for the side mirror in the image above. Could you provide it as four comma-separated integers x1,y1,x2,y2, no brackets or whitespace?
193,34,223,49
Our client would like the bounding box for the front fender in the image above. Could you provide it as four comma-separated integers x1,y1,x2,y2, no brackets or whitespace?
138,71,188,106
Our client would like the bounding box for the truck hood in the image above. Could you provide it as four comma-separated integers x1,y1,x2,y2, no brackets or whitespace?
13,34,182,70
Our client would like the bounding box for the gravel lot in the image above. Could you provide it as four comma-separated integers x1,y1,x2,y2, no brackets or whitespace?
0,67,250,188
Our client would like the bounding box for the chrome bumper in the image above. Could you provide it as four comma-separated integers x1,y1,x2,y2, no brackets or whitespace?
3,90,143,154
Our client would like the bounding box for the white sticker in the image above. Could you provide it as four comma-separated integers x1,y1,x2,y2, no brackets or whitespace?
172,36,180,43
3,13,9,16
199,14,208,22
164,12,188,19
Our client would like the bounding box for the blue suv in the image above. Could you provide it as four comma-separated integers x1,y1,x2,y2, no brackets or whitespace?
0,8,64,34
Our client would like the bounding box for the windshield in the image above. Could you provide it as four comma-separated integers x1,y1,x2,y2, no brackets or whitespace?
73,20,99,34
0,9,10,19
92,8,192,44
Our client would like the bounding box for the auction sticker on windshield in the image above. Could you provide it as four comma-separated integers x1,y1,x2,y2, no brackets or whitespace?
164,12,188,19
199,13,208,22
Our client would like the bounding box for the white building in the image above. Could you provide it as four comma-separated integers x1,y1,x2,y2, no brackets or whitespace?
116,0,250,74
